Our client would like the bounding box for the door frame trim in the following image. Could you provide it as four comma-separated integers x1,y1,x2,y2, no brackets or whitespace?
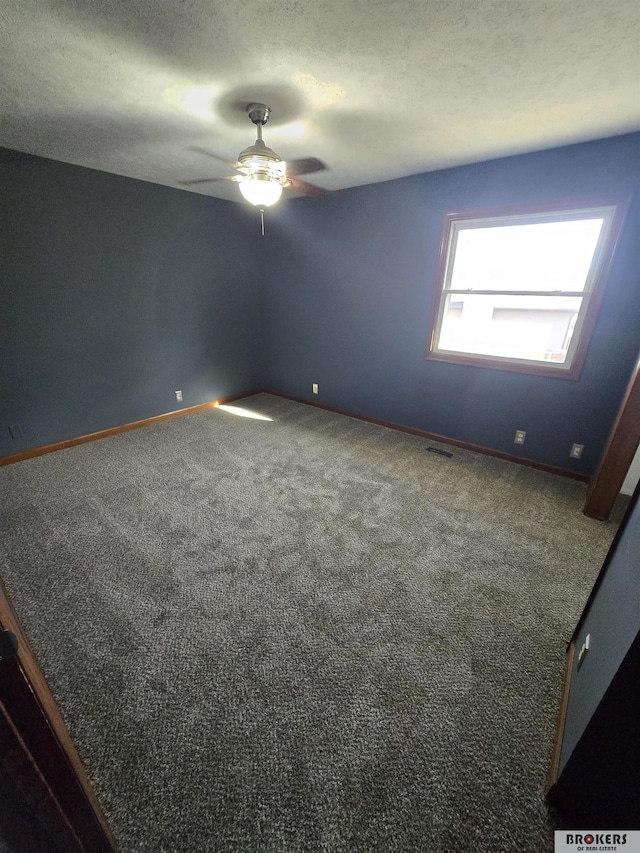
0,579,117,851
584,354,640,520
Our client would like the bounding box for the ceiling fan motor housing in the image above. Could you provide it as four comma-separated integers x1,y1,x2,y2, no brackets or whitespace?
238,140,286,189
238,138,281,166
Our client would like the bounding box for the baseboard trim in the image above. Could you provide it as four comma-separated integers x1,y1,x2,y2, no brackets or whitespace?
264,390,591,483
1,389,592,482
0,390,260,467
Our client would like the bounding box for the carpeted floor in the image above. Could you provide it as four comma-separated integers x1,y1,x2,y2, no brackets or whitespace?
0,394,624,852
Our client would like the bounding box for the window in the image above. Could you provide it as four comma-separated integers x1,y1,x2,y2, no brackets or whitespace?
426,196,630,379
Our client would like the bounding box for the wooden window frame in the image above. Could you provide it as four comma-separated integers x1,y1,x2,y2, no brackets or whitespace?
425,195,631,380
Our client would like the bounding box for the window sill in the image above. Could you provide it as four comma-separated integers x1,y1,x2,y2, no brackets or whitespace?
425,348,582,380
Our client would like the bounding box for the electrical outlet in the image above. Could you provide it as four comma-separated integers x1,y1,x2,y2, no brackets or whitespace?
312,383,318,395
175,390,183,402
577,633,590,669
570,443,584,459
514,430,526,445
8,424,25,440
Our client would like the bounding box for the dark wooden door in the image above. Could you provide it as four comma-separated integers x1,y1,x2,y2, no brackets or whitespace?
0,580,116,852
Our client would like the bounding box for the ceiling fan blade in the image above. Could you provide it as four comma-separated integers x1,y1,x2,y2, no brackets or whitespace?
286,177,331,199
179,175,241,186
284,157,327,177
188,146,241,170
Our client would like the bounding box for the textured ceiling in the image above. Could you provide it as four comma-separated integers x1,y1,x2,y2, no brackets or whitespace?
1,0,639,202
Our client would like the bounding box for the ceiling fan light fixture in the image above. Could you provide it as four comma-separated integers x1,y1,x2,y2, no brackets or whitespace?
238,163,285,207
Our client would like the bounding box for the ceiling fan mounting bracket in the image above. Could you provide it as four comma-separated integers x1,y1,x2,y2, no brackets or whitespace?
246,103,271,126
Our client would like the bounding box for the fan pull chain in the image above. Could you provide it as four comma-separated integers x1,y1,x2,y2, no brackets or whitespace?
260,207,265,236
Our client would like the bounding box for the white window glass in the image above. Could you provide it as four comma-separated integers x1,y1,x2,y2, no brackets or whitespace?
427,199,627,378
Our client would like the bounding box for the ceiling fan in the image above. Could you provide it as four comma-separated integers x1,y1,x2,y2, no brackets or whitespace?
182,103,329,221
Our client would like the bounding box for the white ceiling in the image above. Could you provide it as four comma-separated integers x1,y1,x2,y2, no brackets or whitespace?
1,0,639,202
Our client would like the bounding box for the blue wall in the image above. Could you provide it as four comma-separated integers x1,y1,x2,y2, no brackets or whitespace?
260,133,640,475
559,484,640,773
2,135,639,472
0,148,261,456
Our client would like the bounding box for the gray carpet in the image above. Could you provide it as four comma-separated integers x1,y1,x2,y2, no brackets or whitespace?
0,394,624,852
